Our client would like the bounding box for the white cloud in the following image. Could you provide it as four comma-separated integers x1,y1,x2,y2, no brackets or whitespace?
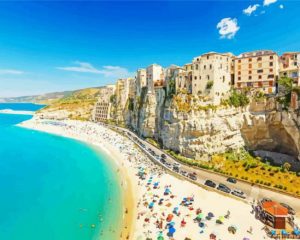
279,4,284,9
243,4,260,16
57,61,102,74
57,62,133,78
0,69,24,75
263,0,277,6
216,18,240,39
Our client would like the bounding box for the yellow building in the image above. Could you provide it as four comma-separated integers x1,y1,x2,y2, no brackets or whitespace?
234,50,279,94
280,52,300,86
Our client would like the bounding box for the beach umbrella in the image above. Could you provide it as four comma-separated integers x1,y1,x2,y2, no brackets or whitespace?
243,238,250,240
157,236,164,240
208,212,214,218
168,227,176,234
197,213,204,219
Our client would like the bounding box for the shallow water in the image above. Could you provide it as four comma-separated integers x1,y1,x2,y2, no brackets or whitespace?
0,103,122,240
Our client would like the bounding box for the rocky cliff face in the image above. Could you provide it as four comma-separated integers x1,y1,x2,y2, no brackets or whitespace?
241,110,300,160
124,88,300,162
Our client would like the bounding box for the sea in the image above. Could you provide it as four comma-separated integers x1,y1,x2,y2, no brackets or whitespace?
0,103,122,240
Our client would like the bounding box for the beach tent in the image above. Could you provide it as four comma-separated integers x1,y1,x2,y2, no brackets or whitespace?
261,201,288,229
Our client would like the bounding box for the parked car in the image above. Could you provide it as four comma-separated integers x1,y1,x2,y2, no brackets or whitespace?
280,203,296,215
217,183,231,193
204,180,216,188
231,189,246,199
160,158,166,164
180,170,187,177
227,177,237,184
173,166,179,172
188,173,197,181
161,153,167,159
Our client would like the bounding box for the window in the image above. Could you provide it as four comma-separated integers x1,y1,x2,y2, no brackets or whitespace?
238,71,241,75
269,81,273,86
257,69,263,73
207,75,210,80
270,68,273,72
238,77,241,81
268,74,274,79
222,76,225,82
258,63,262,68
249,70,252,74
238,59,241,63
207,55,209,60
210,64,212,69
196,64,198,70
270,62,273,67
249,58,252,62
194,76,197,80
238,65,241,70
270,56,273,60
257,57,262,61
249,76,252,80
204,65,206,70
249,64,252,68
258,75,262,80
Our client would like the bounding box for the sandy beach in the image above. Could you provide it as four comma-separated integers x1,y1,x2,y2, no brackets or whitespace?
19,117,300,240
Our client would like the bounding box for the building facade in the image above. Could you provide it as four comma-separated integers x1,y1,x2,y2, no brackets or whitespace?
192,52,233,105
146,64,164,92
234,50,279,94
93,85,116,122
280,52,300,86
136,68,147,96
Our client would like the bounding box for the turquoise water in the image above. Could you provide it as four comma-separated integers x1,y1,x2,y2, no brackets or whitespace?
0,104,122,240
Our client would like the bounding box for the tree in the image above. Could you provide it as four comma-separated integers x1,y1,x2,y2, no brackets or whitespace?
110,94,117,105
282,162,291,172
277,77,294,109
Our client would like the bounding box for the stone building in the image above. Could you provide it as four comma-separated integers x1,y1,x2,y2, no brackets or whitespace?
192,52,233,105
146,64,164,93
175,63,193,94
93,84,116,122
234,50,279,94
136,68,147,96
280,52,300,86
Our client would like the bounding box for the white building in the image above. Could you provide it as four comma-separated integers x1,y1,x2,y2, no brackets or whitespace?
146,64,164,93
192,52,233,105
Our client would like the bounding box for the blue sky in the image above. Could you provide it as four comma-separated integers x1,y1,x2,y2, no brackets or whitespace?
0,0,299,97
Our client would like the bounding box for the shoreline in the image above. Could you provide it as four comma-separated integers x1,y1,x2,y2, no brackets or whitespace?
19,118,136,240
19,117,300,240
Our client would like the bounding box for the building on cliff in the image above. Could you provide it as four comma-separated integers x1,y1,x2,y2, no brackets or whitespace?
192,52,234,105
136,68,147,96
279,52,300,86
92,84,116,122
146,64,165,93
234,50,279,94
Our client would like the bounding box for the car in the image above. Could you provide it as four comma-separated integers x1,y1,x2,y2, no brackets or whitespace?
180,170,187,177
161,153,167,159
280,203,296,215
231,189,246,199
173,166,179,172
204,180,216,188
160,158,166,164
188,173,197,181
217,183,231,193
227,177,237,184
165,162,172,168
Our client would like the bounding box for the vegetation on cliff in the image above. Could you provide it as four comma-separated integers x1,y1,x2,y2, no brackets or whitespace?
39,87,101,120
166,148,300,196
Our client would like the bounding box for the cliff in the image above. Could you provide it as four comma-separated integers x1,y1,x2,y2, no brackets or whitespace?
124,87,300,162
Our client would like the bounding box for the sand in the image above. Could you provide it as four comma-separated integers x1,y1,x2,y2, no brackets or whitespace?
19,118,300,240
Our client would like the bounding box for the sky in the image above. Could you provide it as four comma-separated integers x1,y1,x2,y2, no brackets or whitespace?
0,0,300,97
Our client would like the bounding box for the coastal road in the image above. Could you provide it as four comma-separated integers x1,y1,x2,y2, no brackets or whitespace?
105,124,300,216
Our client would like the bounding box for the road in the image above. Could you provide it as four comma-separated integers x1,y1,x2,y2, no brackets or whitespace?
104,123,300,216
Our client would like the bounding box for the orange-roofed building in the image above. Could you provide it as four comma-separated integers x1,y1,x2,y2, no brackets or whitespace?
262,201,288,229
